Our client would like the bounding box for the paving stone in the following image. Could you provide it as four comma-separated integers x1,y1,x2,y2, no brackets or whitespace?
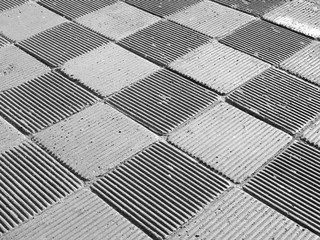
0,117,25,153
0,0,27,13
302,117,320,148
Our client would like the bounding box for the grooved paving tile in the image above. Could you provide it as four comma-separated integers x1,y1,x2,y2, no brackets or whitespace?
76,1,161,41
264,0,320,39
39,0,117,19
302,118,320,148
2,189,151,240
62,43,160,97
281,41,320,86
169,102,291,183
0,71,98,135
0,45,50,92
17,22,109,67
0,0,26,12
169,40,270,94
0,117,25,153
125,0,201,17
0,36,10,48
244,141,320,235
228,68,320,134
107,69,218,135
171,188,320,240
220,20,313,65
212,0,286,16
167,0,255,38
0,141,82,235
119,20,211,66
0,2,66,41
34,103,157,179
91,142,230,240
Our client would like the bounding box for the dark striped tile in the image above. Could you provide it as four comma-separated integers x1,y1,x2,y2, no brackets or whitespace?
125,0,201,17
91,142,230,240
119,20,211,66
220,20,312,65
0,141,82,235
212,0,286,16
0,71,98,135
38,0,117,19
302,118,320,148
17,22,109,67
0,0,26,12
227,68,320,134
244,141,320,235
106,69,218,135
0,36,9,48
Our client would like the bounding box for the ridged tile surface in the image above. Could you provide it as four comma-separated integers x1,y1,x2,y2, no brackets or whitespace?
0,141,82,235
172,188,320,240
91,142,230,240
220,20,313,65
169,102,291,183
0,71,98,135
167,0,255,38
0,0,26,12
245,141,320,235
169,40,270,94
18,22,109,67
76,1,161,41
119,20,211,66
228,68,320,134
0,2,66,41
264,0,320,39
3,189,150,240
107,69,218,135
0,45,50,92
281,41,320,86
62,43,160,97
34,103,157,179
39,0,117,19
302,118,320,148
212,0,286,16
0,117,25,153
125,0,201,17
0,36,10,47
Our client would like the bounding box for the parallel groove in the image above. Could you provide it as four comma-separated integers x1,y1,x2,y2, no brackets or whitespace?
302,118,320,148
220,20,313,65
0,71,97,135
34,103,157,179
0,36,9,48
107,69,218,135
169,102,291,183
91,142,230,239
228,68,320,134
172,188,319,239
0,141,82,235
17,22,109,67
245,141,320,235
2,190,150,240
119,20,211,66
0,0,26,12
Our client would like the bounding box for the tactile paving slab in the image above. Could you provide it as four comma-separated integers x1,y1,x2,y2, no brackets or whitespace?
17,22,109,67
171,188,319,240
228,68,320,134
107,69,218,135
2,189,151,240
0,0,26,13
91,142,230,240
169,102,291,183
0,141,82,235
119,20,211,66
76,1,161,41
212,0,286,16
62,43,160,97
0,36,10,48
167,0,255,38
264,0,320,39
169,40,270,94
302,118,320,148
0,1,66,41
0,117,25,153
0,71,98,135
0,45,50,92
38,0,117,19
245,141,320,235
34,103,157,179
220,20,313,65
125,0,201,17
281,41,320,86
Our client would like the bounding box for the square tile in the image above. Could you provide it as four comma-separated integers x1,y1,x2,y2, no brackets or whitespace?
0,117,25,153
0,0,27,13
302,117,320,148
62,43,160,97
0,35,10,48
76,1,161,41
